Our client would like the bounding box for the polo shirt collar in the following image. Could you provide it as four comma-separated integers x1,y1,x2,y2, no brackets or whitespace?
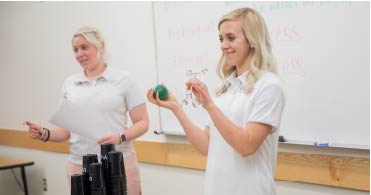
73,66,117,85
237,71,248,86
225,70,248,88
100,66,116,81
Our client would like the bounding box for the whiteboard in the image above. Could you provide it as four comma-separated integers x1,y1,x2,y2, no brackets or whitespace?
153,2,370,148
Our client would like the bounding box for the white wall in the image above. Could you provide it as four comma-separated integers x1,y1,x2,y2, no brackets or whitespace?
0,2,369,195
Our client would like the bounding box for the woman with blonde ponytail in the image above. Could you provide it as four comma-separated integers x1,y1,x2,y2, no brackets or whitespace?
148,7,285,195
25,26,149,195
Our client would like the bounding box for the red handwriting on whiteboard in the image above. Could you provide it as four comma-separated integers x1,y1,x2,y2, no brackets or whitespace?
271,25,301,42
278,57,306,77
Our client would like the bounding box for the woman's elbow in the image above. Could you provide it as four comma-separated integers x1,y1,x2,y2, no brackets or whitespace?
143,120,150,132
200,149,208,156
140,118,149,133
237,146,258,157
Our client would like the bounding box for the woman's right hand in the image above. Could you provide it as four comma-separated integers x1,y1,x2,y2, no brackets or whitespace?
24,121,45,140
147,87,180,112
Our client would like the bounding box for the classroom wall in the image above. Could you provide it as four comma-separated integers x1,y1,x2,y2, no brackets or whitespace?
0,2,369,195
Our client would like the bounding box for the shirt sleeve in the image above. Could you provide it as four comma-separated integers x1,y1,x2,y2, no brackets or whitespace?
123,74,146,110
246,82,286,131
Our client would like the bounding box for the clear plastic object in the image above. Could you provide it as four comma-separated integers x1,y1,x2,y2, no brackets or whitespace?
182,68,208,108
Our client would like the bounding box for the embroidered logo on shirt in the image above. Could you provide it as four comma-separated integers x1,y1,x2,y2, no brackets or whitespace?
74,81,85,86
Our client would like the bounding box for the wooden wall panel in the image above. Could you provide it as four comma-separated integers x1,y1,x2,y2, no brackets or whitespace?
0,129,369,191
0,129,69,153
275,152,369,191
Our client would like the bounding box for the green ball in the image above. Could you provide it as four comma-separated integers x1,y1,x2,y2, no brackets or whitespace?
153,84,169,100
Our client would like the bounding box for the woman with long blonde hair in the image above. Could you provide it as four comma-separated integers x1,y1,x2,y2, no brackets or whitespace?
148,7,285,195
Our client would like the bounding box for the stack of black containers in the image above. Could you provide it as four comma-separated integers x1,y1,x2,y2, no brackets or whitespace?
71,143,127,195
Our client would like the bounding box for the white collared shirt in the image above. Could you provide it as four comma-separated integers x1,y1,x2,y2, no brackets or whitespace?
204,71,286,195
61,66,145,164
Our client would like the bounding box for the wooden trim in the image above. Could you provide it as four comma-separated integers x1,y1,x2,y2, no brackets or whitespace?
0,129,69,153
134,140,207,170
0,129,369,191
134,141,370,191
275,152,369,191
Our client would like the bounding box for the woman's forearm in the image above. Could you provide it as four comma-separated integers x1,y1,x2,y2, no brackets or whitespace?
49,127,70,142
206,105,271,157
206,105,250,155
122,119,149,141
173,106,209,155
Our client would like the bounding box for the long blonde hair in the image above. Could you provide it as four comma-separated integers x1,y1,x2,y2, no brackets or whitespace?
72,26,108,63
216,8,277,96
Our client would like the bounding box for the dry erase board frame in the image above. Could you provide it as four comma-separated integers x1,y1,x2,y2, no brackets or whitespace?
153,2,370,149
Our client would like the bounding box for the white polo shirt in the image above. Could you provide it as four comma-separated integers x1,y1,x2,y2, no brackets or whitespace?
204,71,286,195
61,66,145,165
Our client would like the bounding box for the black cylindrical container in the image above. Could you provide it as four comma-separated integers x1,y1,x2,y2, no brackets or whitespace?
82,154,98,195
83,154,98,173
100,143,115,194
107,151,127,195
101,143,116,157
89,162,106,195
71,174,84,195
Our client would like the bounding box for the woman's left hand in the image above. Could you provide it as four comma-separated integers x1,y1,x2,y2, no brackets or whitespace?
186,79,215,110
97,133,121,145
